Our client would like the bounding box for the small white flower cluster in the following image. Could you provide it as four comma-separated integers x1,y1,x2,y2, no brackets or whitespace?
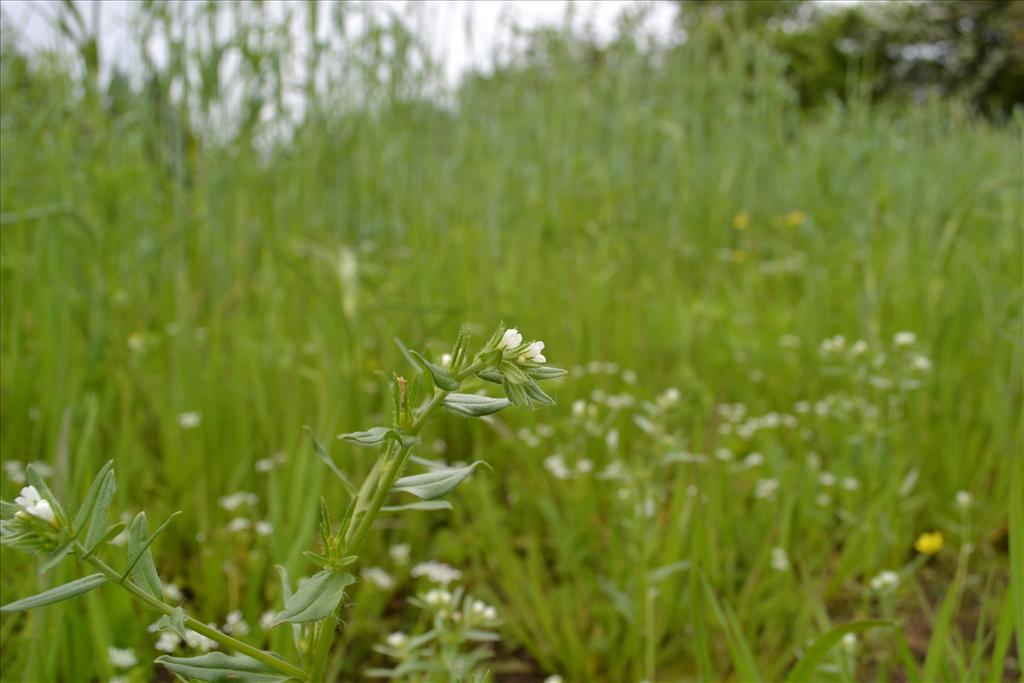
955,490,973,510
423,588,454,609
389,543,410,566
260,610,276,630
3,460,54,485
869,570,900,592
223,610,250,636
770,547,791,572
820,335,847,354
386,631,408,649
893,331,917,347
107,646,138,669
467,598,498,622
410,561,462,585
163,583,184,602
177,411,202,430
754,478,779,502
255,451,289,472
362,566,396,590
14,486,57,526
219,491,258,511
152,622,218,653
498,328,547,364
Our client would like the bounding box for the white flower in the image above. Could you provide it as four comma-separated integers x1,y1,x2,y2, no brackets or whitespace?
440,353,453,367
3,460,26,484
411,561,462,585
362,567,395,590
15,486,57,525
576,458,593,474
544,454,572,480
499,328,523,350
386,631,408,649
423,588,453,607
177,411,201,430
841,632,858,653
743,452,764,468
389,543,410,566
894,331,917,347
955,490,972,510
819,472,837,487
107,646,138,669
714,448,734,462
841,477,860,492
770,547,790,572
255,520,273,536
155,632,181,652
754,478,779,501
869,570,899,591
469,598,498,621
605,428,619,451
521,340,546,363
260,611,276,630
911,354,932,372
816,493,832,507
621,369,638,384
544,676,564,683
162,583,183,602
219,492,258,511
225,517,251,533
110,676,130,683
223,610,250,636
851,339,868,356
184,627,217,652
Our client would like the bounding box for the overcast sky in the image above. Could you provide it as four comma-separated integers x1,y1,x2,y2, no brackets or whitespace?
0,1,681,86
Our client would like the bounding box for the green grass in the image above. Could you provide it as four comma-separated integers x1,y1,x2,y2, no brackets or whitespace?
1,4,1021,681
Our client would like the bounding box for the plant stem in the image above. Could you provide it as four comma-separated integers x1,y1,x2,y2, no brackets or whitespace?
79,545,307,680
307,358,486,680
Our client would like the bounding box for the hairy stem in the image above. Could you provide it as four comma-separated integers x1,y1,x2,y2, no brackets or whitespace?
80,545,307,680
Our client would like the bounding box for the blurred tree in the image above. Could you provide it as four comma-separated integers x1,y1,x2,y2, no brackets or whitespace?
678,0,1024,118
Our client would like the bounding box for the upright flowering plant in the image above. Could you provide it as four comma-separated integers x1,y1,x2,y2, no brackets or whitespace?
0,325,564,682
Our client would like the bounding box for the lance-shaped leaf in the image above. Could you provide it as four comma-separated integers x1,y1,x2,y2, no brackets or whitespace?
272,569,355,625
442,393,512,418
306,427,356,496
527,365,568,381
72,460,114,536
391,461,491,501
784,620,893,683
410,351,459,391
381,500,453,513
477,369,503,385
80,522,126,561
1,573,107,612
156,652,294,683
503,380,532,409
83,469,116,552
337,427,419,449
123,511,181,599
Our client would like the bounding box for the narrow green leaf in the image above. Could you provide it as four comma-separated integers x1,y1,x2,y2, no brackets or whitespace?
156,652,294,683
84,470,116,551
527,365,568,381
410,350,459,391
523,378,555,406
272,570,354,625
0,573,107,612
80,522,126,561
504,380,532,409
1010,450,1024,673
72,460,114,535
305,427,356,496
123,511,181,598
700,572,762,682
391,461,491,500
337,427,419,449
442,393,512,417
499,361,528,384
923,572,963,682
477,369,503,385
784,620,893,683
381,500,453,512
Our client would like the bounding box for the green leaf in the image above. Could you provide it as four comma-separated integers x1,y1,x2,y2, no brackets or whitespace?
83,469,116,551
477,369,503,384
156,652,294,683
124,511,181,598
391,461,491,500
1,573,107,612
336,427,419,449
71,460,114,535
700,572,762,682
442,393,512,417
306,427,356,496
154,606,188,639
272,570,354,625
410,351,459,391
523,378,555,406
80,522,126,561
381,500,453,513
503,380,532,409
784,620,893,683
499,361,528,384
527,365,568,381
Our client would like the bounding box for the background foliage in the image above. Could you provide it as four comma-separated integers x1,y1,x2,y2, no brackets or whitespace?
1,1,1021,681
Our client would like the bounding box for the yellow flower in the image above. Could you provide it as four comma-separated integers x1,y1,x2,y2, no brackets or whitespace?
784,211,807,227
914,531,944,555
732,211,750,230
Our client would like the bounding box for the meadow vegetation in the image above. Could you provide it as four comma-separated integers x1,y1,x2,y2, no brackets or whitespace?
1,2,1021,681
